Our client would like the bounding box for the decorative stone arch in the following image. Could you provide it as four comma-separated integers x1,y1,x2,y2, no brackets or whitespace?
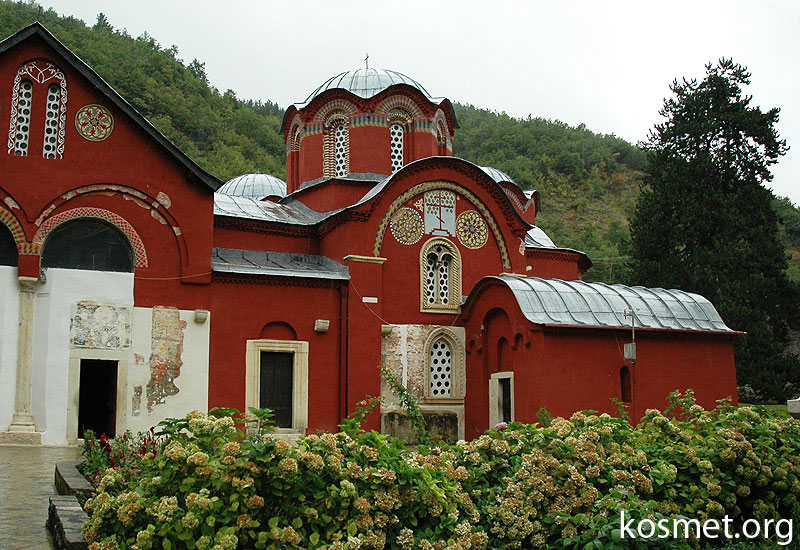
314,99,357,124
373,180,511,269
8,59,68,158
33,183,188,272
420,237,462,314
0,204,29,254
433,109,450,143
376,95,424,119
33,207,148,267
423,326,466,401
289,120,302,152
322,110,350,178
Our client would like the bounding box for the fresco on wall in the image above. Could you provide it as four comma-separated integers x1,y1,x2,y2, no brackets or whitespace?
70,302,131,349
145,306,187,412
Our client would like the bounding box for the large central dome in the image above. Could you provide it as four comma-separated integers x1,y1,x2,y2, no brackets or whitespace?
299,68,436,106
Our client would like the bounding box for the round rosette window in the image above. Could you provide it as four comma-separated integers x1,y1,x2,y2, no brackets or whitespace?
390,207,424,245
456,210,488,249
75,104,114,141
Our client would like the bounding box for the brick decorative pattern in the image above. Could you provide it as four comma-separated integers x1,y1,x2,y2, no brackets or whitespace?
376,95,423,118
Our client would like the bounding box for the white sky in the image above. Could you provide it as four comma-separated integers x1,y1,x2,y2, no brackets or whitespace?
40,0,800,205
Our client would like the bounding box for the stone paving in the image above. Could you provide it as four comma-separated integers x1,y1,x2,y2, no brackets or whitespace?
0,444,80,550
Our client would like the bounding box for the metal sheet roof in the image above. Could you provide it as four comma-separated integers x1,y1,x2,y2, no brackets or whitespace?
487,276,735,333
218,174,286,199
481,166,516,185
298,68,440,107
212,248,349,280
525,226,557,249
213,193,328,225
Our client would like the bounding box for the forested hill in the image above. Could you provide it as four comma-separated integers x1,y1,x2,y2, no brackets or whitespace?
2,1,798,283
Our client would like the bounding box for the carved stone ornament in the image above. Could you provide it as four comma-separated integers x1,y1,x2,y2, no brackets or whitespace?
390,207,424,245
75,104,114,141
456,210,488,249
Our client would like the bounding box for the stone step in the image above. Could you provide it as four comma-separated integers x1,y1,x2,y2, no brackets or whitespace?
46,495,88,550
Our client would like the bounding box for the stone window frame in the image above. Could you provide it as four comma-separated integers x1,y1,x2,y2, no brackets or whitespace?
322,111,349,178
419,237,462,314
422,327,465,404
489,371,515,427
245,339,308,436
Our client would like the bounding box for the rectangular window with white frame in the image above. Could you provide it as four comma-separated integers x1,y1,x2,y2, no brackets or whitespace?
489,371,514,427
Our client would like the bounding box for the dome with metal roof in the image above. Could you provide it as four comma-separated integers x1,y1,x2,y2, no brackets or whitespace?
298,68,439,107
217,173,287,200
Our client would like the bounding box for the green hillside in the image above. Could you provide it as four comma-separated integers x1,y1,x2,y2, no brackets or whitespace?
2,0,798,285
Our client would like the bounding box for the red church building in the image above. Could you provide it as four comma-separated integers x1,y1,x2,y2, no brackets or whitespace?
0,24,739,445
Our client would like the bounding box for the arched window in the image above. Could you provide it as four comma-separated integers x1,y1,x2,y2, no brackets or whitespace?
12,79,33,156
436,120,448,156
620,366,632,403
41,219,134,272
420,238,461,313
8,60,67,159
389,123,404,172
323,113,349,178
429,337,452,397
423,328,465,401
0,224,18,267
42,84,61,159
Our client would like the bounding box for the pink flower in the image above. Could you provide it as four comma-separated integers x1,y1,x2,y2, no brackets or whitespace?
494,422,508,429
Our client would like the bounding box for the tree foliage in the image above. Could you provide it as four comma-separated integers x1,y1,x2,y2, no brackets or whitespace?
630,59,800,402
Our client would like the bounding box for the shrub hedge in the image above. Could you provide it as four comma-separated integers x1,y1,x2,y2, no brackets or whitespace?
81,391,800,549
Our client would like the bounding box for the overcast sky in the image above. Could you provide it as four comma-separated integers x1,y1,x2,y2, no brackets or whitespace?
40,0,800,205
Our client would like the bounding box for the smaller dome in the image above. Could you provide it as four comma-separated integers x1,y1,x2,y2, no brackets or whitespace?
217,174,287,200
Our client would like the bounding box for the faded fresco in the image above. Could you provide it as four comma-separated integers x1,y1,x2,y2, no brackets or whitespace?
70,302,131,349
145,306,187,412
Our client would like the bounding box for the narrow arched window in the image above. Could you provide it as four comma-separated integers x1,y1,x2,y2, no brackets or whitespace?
41,219,134,272
620,366,632,403
420,238,461,313
43,84,61,159
389,123,404,172
323,113,349,178
9,61,67,158
12,79,33,156
333,122,347,176
0,224,18,267
429,337,453,397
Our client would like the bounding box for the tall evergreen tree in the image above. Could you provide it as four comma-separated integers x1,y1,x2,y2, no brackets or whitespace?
630,59,799,402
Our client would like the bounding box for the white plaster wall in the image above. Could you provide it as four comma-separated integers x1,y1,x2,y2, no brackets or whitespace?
0,266,20,431
126,307,210,434
30,268,210,445
34,268,134,445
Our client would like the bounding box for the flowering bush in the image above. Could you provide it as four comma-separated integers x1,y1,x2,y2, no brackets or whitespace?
81,393,800,549
81,428,163,487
